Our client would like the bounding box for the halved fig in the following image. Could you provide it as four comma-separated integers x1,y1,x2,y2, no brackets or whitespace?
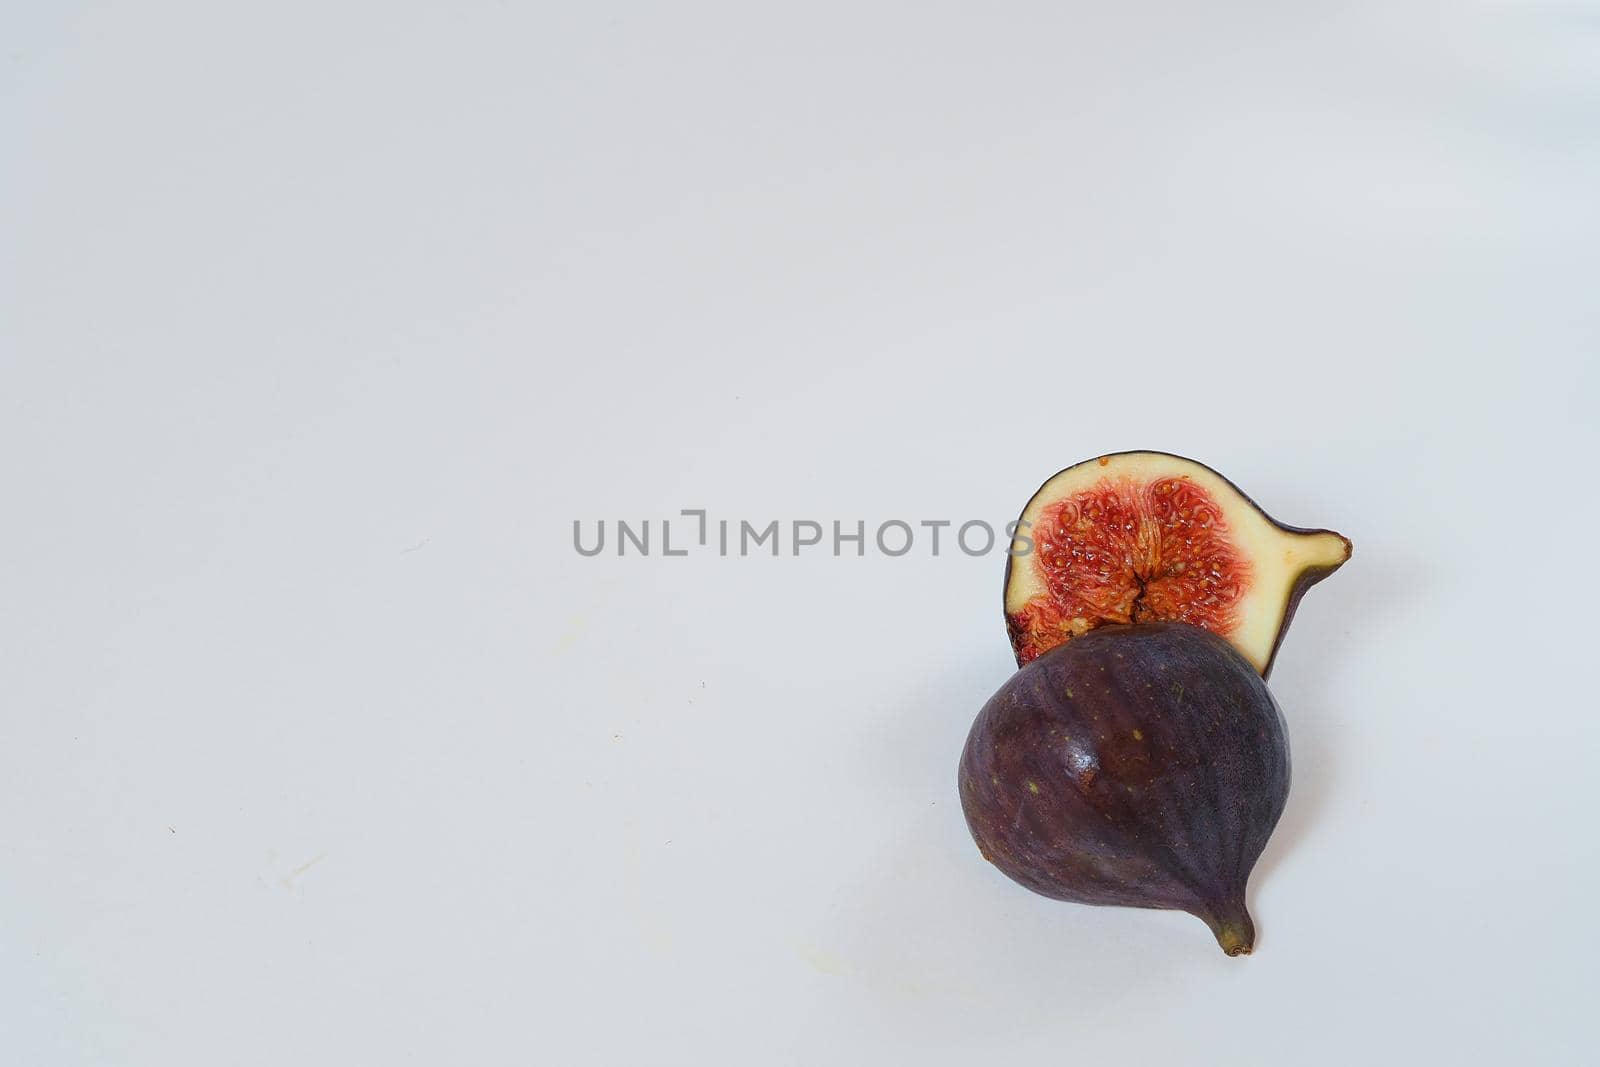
1004,451,1350,676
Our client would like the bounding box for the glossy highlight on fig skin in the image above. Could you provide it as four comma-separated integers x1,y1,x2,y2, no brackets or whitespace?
959,622,1290,956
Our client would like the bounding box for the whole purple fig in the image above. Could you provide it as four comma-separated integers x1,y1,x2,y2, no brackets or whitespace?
959,621,1290,955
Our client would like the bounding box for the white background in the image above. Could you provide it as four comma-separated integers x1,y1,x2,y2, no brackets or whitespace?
4,3,1597,1064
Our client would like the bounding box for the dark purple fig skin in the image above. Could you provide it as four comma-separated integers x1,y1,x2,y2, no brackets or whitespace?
959,621,1290,955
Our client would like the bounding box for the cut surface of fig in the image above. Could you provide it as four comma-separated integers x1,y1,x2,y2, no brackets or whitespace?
1005,451,1350,675
959,622,1289,955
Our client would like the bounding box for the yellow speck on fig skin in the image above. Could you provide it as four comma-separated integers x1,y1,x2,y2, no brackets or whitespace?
1132,729,1144,741
1026,780,1040,795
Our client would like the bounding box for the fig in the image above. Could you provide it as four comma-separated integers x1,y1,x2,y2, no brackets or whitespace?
959,622,1288,955
1004,451,1351,675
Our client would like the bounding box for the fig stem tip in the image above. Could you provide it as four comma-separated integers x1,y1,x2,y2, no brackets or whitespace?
1206,904,1256,956
1216,923,1253,956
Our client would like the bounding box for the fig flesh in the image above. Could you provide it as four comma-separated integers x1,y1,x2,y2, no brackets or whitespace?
959,622,1289,956
1004,451,1350,675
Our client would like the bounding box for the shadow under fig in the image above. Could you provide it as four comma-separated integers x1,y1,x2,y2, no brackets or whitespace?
1246,550,1418,939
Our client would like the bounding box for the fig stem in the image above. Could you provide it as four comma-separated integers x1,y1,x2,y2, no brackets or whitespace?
1203,898,1256,957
